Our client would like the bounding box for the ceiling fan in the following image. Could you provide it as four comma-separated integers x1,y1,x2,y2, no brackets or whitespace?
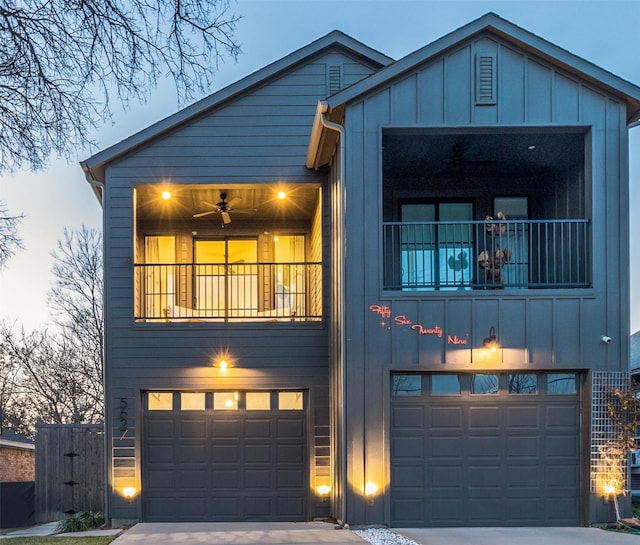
193,192,256,224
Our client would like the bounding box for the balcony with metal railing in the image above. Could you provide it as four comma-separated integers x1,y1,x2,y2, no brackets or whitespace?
383,219,590,290
134,262,322,322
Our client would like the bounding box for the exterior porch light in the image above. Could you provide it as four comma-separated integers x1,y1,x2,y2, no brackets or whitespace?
161,190,171,200
483,326,499,351
365,482,378,505
277,191,286,200
122,486,137,502
317,485,330,502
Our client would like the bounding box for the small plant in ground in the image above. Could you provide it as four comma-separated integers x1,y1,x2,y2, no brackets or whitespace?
57,511,105,533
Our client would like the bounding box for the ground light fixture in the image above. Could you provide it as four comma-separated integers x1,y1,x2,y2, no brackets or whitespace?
483,326,500,351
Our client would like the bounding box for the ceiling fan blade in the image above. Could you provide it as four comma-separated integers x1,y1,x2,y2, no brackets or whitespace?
226,197,242,208
221,211,232,224
201,200,220,209
229,208,257,214
193,210,218,218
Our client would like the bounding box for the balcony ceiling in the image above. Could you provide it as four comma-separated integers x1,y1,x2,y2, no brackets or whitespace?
135,184,320,223
382,130,585,180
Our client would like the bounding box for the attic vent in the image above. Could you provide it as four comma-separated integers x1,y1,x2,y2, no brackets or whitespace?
328,65,342,95
475,54,496,105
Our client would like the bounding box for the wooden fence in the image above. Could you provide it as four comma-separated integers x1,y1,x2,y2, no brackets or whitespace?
35,424,104,523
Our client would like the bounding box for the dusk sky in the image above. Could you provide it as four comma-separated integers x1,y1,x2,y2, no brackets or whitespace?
1,0,639,332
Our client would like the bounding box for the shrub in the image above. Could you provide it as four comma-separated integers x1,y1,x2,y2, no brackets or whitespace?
57,511,106,532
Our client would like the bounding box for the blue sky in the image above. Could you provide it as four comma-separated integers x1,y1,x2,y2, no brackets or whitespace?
1,0,640,332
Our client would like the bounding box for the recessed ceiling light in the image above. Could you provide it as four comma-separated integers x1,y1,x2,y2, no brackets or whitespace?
277,191,286,200
527,145,536,150
161,190,171,200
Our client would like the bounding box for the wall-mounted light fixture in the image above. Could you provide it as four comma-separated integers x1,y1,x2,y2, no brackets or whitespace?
122,486,136,503
483,326,500,351
317,485,331,502
365,482,378,506
601,335,612,345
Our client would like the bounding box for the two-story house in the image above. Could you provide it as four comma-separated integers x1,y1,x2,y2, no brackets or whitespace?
81,13,640,528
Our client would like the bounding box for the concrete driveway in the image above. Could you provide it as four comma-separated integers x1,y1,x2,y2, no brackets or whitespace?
107,522,640,545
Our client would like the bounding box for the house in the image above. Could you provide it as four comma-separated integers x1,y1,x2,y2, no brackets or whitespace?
80,13,640,528
0,430,35,482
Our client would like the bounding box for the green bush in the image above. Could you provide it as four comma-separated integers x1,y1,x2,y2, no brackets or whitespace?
57,511,106,533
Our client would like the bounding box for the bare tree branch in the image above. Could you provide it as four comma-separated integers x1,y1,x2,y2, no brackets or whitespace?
0,200,24,268
0,0,242,173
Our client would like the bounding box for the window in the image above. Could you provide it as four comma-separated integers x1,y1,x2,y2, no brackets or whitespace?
547,373,577,394
392,375,422,396
194,239,258,316
508,374,537,394
431,374,461,395
278,391,303,410
273,235,306,316
180,392,205,410
470,374,498,394
148,392,173,410
246,392,271,410
400,202,473,290
144,236,176,318
213,392,239,410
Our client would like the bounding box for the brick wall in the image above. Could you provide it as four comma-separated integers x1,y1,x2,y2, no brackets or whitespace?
0,446,35,482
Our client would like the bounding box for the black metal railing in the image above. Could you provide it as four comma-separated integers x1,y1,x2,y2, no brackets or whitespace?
134,262,322,321
383,219,590,290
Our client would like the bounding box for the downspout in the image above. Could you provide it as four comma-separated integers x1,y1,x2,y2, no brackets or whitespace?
319,107,347,528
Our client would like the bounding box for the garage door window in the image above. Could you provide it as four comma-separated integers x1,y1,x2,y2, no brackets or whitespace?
391,374,422,396
148,392,173,410
431,374,460,395
508,373,537,394
246,392,271,410
470,374,498,394
548,373,577,394
214,392,239,409
279,391,303,410
180,392,205,410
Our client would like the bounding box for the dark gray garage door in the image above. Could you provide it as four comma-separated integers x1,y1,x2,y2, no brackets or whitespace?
142,390,307,522
390,372,581,527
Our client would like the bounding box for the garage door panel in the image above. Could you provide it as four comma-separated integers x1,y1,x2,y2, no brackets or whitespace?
245,444,271,463
179,444,206,462
392,465,424,488
391,499,424,525
469,498,502,523
277,496,306,517
212,419,240,437
546,405,579,427
506,465,539,487
146,418,174,437
211,496,242,516
468,465,502,488
507,435,539,456
431,406,462,428
468,435,501,456
430,436,461,457
212,469,239,487
430,498,464,523
180,418,206,438
468,406,500,428
431,466,463,488
392,406,424,428
278,419,304,438
146,469,173,488
246,496,272,517
546,466,578,487
245,469,271,488
212,444,239,461
246,419,272,437
507,405,540,427
178,469,207,488
277,443,305,462
546,435,578,456
277,469,304,488
392,436,423,458
146,444,174,463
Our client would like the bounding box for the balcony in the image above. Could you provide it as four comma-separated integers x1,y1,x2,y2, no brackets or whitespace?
383,219,590,290
134,262,322,322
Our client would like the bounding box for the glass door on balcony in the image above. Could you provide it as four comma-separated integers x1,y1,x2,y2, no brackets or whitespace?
274,235,305,316
493,197,529,287
144,236,176,318
400,202,473,290
194,239,258,317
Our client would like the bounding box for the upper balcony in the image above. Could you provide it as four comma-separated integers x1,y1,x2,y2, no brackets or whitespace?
133,183,324,323
381,128,591,293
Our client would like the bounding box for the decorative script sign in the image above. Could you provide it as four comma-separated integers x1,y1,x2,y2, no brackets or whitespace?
369,304,469,345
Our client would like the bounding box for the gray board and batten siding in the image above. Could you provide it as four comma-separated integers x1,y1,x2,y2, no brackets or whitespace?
98,43,384,523
319,26,635,526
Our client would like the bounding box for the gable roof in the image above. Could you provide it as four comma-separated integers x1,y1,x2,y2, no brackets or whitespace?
324,12,640,124
80,30,393,199
0,429,35,450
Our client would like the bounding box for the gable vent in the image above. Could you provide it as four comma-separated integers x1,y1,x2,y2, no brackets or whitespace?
475,54,496,105
328,65,342,95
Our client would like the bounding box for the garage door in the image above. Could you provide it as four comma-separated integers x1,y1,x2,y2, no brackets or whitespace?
390,372,581,527
142,390,307,522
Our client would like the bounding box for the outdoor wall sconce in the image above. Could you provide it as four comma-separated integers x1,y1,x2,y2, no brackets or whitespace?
317,485,330,502
122,486,136,503
213,355,234,371
365,482,378,506
483,326,500,351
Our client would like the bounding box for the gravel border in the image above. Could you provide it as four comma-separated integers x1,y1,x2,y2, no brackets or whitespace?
352,527,421,545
